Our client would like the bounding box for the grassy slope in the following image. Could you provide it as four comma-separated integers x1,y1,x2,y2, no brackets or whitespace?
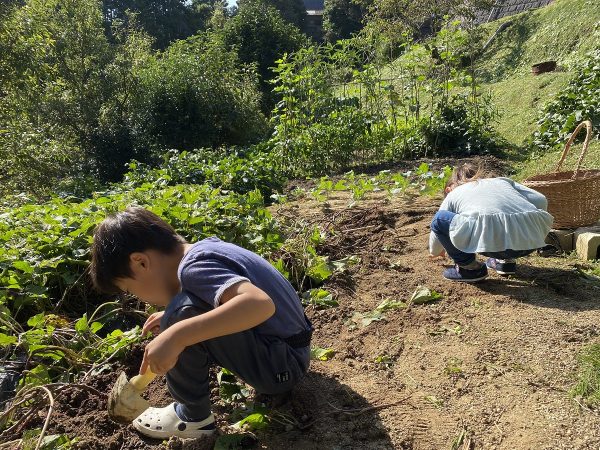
483,72,569,146
477,0,600,81
476,0,600,178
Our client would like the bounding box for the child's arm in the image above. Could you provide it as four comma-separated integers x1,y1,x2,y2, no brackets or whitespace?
429,196,452,257
140,281,275,374
429,232,445,257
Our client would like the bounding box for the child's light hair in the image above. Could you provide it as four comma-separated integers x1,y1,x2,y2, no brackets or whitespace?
445,163,490,194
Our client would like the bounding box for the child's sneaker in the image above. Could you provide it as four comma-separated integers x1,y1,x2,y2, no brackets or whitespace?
486,258,516,275
132,403,216,439
443,264,488,282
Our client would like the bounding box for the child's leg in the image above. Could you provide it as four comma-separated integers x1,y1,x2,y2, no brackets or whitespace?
430,210,478,267
204,328,309,397
483,249,535,275
165,336,213,421
166,297,308,418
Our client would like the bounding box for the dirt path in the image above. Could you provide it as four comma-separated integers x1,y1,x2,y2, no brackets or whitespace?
41,187,600,450
269,191,600,450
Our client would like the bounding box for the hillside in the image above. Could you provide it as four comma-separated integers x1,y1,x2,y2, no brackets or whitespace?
477,0,600,81
479,0,600,177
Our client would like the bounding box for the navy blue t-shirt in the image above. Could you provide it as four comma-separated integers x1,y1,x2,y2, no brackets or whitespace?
169,237,309,339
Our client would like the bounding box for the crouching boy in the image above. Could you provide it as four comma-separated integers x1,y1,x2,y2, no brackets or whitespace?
90,207,312,439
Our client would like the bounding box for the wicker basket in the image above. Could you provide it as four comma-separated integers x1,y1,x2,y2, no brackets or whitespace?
524,120,600,229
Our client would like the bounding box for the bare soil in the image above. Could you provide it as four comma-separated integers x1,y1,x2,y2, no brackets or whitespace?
34,174,600,449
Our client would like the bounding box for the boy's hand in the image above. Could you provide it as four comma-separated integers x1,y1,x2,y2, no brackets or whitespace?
143,311,164,336
139,330,185,375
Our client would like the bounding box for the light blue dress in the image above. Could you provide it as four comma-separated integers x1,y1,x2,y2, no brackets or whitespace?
429,178,554,255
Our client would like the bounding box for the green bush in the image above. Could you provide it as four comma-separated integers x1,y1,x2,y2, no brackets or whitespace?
420,93,502,156
121,144,285,200
220,0,308,109
129,33,269,156
533,49,600,152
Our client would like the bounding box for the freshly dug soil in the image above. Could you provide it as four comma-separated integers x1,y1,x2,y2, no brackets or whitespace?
16,169,600,449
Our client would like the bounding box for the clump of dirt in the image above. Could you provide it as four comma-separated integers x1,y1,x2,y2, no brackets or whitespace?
318,207,402,262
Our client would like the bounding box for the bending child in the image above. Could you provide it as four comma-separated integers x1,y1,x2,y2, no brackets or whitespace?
90,207,312,439
429,163,553,282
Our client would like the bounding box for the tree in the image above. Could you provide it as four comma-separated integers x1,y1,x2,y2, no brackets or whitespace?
0,0,116,193
259,0,307,30
0,0,268,195
127,33,269,154
323,0,370,42
364,0,493,42
101,0,218,49
221,0,308,110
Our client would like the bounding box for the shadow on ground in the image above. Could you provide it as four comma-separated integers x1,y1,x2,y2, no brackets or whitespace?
257,370,396,450
477,262,600,311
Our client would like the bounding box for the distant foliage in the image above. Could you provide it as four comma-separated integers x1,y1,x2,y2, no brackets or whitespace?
257,0,308,30
129,34,268,154
101,0,214,50
363,0,492,43
220,0,308,109
121,144,285,200
0,0,116,194
323,0,371,42
533,49,600,151
0,0,268,197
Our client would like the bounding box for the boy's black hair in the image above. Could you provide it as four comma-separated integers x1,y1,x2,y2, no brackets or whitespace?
90,206,186,294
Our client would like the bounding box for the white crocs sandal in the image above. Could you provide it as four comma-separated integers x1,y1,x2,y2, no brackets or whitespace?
132,402,216,439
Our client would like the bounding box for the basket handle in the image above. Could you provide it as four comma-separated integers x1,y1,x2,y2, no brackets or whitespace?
555,120,593,179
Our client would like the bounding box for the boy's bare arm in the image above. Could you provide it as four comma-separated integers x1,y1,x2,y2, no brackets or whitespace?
140,281,275,374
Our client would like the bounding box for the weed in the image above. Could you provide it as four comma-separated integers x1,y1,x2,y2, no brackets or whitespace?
374,354,394,368
444,358,463,376
302,289,338,309
311,347,336,361
571,343,600,407
425,395,444,409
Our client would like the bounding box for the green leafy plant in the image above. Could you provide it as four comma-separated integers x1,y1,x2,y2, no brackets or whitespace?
217,368,251,404
408,285,443,305
444,357,463,376
533,49,600,152
311,347,336,361
302,289,338,309
122,145,285,201
305,165,452,203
